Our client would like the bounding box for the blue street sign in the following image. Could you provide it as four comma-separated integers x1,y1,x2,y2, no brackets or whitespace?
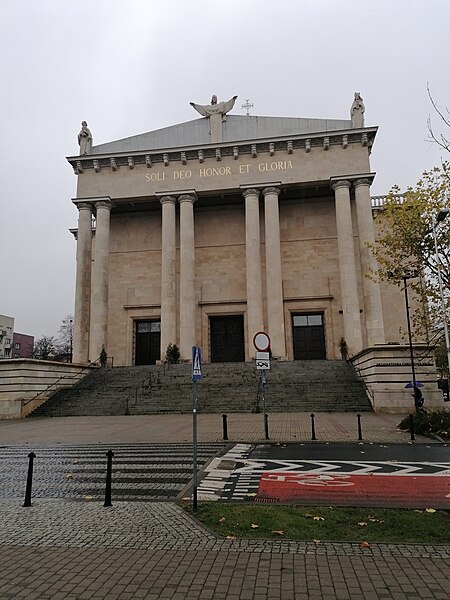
192,346,202,381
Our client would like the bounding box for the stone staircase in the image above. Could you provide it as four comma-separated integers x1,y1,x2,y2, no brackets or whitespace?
27,360,373,417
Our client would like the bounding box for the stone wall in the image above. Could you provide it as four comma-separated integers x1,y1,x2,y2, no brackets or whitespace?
0,359,95,419
351,346,445,413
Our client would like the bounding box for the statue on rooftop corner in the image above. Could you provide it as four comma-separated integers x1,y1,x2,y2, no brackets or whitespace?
190,94,238,121
78,121,93,155
350,92,365,128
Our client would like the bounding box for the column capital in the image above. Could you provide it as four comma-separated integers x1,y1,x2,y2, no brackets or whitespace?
76,202,93,211
94,199,113,210
262,186,281,197
242,188,260,199
353,178,372,188
331,179,351,191
178,194,197,205
160,195,177,206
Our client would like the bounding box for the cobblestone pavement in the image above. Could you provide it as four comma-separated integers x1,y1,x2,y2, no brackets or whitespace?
0,500,448,599
0,412,438,445
0,443,227,501
1,415,448,599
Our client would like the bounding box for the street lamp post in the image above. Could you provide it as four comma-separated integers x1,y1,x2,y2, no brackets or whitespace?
432,208,450,390
403,273,419,413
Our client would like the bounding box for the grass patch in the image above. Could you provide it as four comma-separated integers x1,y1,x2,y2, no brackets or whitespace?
184,503,450,544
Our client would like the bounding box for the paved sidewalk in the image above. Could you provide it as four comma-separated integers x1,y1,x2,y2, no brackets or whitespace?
1,415,448,599
0,500,448,600
0,412,438,446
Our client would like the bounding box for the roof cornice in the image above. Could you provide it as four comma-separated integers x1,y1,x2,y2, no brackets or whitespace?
67,126,378,175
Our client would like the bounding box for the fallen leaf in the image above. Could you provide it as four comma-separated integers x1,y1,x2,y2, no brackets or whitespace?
65,473,73,479
219,517,226,524
313,516,325,521
360,541,370,548
84,495,95,500
226,535,236,540
313,539,321,544
358,522,367,527
425,508,436,513
272,530,284,535
181,497,191,501
251,523,259,529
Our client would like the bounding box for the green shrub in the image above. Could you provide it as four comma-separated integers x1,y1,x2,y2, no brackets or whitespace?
165,343,180,364
398,411,450,438
99,345,107,367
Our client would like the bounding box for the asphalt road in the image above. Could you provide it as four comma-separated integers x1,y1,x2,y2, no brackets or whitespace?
198,442,450,508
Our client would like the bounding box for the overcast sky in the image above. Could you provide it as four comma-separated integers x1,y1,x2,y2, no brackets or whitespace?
1,0,449,340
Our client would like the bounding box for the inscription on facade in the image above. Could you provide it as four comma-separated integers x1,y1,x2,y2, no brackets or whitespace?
145,160,293,183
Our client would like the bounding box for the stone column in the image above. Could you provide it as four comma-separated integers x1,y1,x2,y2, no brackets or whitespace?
354,179,386,346
332,180,363,355
89,199,112,361
178,194,196,360
243,188,264,359
73,201,93,363
160,196,177,359
262,187,286,358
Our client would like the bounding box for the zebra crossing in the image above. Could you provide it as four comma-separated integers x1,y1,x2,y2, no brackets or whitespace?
0,443,227,501
197,443,255,500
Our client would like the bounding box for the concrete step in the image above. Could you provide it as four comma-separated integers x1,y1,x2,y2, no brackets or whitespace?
28,360,373,417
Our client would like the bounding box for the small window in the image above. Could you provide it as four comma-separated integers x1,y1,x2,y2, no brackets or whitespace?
293,316,308,327
137,322,152,333
308,315,322,326
150,322,161,333
15,343,20,349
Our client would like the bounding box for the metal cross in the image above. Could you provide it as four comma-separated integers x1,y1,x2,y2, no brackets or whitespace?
242,99,254,116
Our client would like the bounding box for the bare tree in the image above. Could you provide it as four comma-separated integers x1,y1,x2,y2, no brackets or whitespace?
55,315,74,362
427,83,450,155
33,336,57,360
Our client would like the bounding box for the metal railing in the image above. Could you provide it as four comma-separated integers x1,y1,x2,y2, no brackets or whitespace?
347,358,375,405
23,356,102,407
124,361,173,414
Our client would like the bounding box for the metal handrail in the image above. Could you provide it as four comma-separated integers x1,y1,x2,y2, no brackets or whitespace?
23,355,102,407
348,358,374,404
124,361,172,414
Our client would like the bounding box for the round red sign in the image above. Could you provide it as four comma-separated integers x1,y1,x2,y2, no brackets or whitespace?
253,331,271,352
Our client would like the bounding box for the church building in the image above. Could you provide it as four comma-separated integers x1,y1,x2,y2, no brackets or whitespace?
67,93,399,367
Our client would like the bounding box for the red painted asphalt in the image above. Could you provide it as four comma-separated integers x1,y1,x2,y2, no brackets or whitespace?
256,472,450,509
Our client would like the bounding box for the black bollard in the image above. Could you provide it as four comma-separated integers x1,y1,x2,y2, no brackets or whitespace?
222,414,228,440
23,452,36,507
264,413,269,440
409,413,415,442
357,413,363,441
310,413,316,441
104,450,114,507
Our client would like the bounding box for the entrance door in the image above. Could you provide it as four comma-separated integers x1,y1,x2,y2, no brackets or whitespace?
210,315,245,362
292,313,326,360
135,320,161,365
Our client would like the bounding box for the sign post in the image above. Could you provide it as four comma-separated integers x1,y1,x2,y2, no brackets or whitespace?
191,345,202,511
253,332,271,440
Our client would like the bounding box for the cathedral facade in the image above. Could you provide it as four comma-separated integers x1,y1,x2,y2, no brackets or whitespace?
68,94,403,367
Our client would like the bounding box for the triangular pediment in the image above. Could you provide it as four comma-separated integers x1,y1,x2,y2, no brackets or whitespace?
91,115,353,155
